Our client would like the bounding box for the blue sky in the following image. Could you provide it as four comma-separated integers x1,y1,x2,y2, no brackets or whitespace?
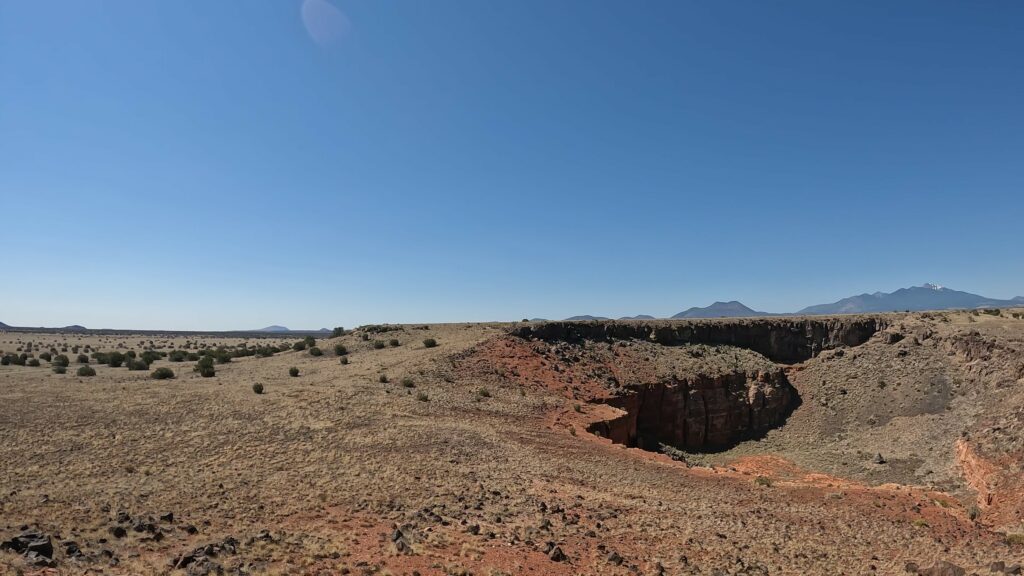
2,1,1022,330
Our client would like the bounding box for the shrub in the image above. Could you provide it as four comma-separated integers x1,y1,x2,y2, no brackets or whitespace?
401,377,415,388
303,336,316,349
422,338,437,348
39,352,52,362
168,350,187,362
372,340,385,349
107,352,125,368
334,344,347,356
0,356,9,366
141,351,160,365
389,339,400,347
27,358,41,367
309,347,323,357
416,391,429,402
292,341,307,352
187,352,201,361
125,350,136,359
53,354,70,367
360,333,369,341
754,476,772,487
8,355,25,366
76,354,89,364
331,327,345,338
127,359,149,371
77,365,97,377
92,352,109,364
477,387,491,398
340,356,349,365
195,356,215,377
289,367,299,377
151,367,175,380
379,374,389,383
52,365,66,374
252,383,264,394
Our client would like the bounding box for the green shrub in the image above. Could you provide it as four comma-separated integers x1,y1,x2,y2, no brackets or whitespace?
39,352,52,362
252,383,264,394
340,356,349,365
422,338,437,348
52,365,66,374
477,387,491,398
331,327,345,338
140,351,160,365
389,339,401,347
195,356,215,377
309,347,323,357
168,350,187,362
53,354,70,367
27,358,41,367
372,340,386,349
303,336,316,349
92,352,109,364
107,352,125,368
76,354,89,364
151,367,175,380
127,359,149,371
379,374,389,383
186,352,201,361
416,391,429,402
289,367,299,377
401,377,415,388
77,365,96,377
360,333,369,341
292,341,306,352
334,344,347,356
0,356,9,366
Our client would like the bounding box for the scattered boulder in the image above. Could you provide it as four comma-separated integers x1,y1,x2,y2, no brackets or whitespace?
549,545,567,562
1,530,54,566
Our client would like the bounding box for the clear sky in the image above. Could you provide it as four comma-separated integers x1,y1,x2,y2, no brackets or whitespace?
2,1,1022,330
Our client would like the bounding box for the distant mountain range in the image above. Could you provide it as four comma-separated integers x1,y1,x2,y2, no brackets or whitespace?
671,301,773,319
560,284,1023,320
0,321,9,329
796,284,1024,315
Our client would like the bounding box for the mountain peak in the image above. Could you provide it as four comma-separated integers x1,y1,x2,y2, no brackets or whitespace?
921,283,945,291
256,325,291,332
671,301,771,319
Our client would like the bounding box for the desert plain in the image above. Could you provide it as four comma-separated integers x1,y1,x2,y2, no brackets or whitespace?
2,311,1024,575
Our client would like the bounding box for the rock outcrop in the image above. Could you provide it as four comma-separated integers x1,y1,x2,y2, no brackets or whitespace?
512,316,884,364
589,368,792,450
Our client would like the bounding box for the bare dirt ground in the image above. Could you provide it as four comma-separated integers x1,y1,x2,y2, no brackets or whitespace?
1,314,1023,575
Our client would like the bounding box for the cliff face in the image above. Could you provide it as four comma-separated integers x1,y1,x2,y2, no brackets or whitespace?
588,369,792,450
503,317,885,452
512,316,884,364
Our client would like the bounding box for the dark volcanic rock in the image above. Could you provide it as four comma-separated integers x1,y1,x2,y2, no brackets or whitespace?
512,317,884,364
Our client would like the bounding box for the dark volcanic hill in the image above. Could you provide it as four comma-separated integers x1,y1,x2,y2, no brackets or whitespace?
0,321,8,329
671,301,773,319
564,315,610,321
798,284,1021,315
619,315,656,320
